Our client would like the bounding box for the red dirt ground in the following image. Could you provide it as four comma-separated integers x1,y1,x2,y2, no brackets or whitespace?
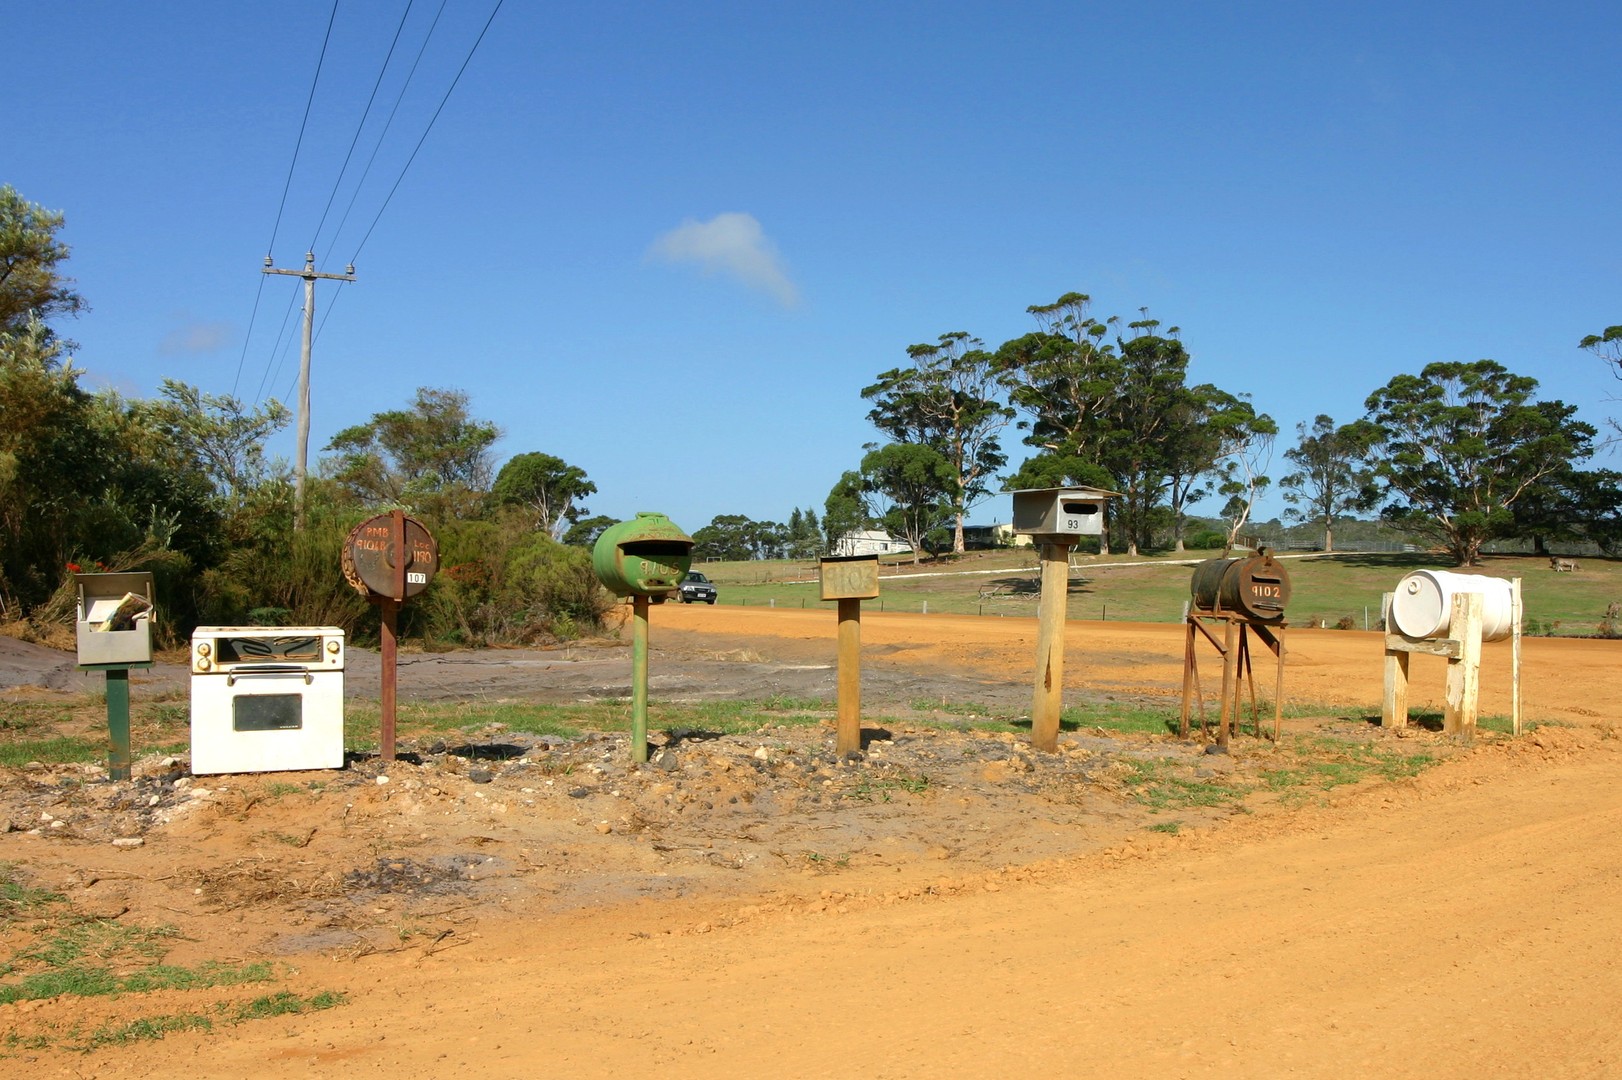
5,607,1620,1078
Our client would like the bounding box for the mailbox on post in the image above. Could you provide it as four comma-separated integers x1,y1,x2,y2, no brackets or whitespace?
591,512,695,764
819,554,880,601
819,554,881,756
592,513,694,598
73,571,156,782
1009,486,1120,753
1011,487,1114,543
74,572,155,668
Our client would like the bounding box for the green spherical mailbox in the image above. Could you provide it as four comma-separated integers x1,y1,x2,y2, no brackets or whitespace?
592,512,695,598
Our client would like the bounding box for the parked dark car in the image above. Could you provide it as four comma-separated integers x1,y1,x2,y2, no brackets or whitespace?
677,570,717,604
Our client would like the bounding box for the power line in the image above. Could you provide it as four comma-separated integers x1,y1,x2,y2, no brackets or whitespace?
256,282,305,406
229,272,269,399
307,0,418,255
349,0,506,265
320,0,451,268
267,0,341,261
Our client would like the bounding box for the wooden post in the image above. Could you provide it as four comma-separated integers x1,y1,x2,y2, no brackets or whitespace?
1510,577,1523,736
1030,541,1071,752
1444,591,1483,735
631,594,650,763
836,597,862,755
1381,593,1409,729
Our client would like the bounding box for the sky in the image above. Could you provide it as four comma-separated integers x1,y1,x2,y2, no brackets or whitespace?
9,1,1622,533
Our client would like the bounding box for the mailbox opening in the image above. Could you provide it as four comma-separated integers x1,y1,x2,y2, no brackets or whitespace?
1061,501,1099,516
621,540,692,559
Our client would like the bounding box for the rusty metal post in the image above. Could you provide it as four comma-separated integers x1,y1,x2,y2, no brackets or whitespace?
631,594,650,763
1216,617,1238,750
836,597,862,755
1031,541,1071,752
1179,618,1196,738
379,599,398,762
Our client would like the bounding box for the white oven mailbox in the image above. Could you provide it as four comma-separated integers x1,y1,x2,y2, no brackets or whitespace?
190,626,346,775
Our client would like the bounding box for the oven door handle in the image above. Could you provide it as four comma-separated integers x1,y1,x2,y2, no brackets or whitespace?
225,665,314,686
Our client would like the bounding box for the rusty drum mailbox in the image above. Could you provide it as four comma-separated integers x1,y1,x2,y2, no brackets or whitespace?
592,512,694,598
1189,550,1291,624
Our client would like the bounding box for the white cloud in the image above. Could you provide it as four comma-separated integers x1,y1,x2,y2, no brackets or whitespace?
159,319,233,355
648,212,800,307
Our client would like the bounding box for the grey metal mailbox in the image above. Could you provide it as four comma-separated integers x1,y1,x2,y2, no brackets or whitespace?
1010,487,1118,541
74,572,155,667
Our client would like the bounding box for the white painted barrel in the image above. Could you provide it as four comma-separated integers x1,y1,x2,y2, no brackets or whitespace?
1389,570,1515,642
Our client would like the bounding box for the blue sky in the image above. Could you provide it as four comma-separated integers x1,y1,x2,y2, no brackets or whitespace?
11,2,1621,532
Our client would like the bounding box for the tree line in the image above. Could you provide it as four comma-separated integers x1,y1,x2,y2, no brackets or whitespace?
831,291,1615,567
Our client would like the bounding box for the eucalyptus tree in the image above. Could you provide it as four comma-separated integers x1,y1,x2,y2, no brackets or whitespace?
491,452,596,540
862,331,1012,552
323,387,501,520
840,443,956,565
0,186,85,342
1363,360,1593,565
1279,415,1379,551
147,380,291,510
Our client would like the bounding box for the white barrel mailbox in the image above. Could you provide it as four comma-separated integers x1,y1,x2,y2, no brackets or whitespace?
1390,570,1515,642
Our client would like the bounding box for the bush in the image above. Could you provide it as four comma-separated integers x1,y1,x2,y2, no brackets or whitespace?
416,513,610,647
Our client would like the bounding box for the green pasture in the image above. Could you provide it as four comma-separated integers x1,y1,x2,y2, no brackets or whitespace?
689,549,1622,636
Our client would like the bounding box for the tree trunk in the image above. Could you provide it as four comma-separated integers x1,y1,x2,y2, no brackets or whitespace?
1324,522,1334,553
953,511,965,554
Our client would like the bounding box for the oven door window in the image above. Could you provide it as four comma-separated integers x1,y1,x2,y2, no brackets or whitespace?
233,693,304,732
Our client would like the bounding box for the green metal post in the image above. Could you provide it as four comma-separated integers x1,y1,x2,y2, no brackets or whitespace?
631,594,650,763
105,668,132,781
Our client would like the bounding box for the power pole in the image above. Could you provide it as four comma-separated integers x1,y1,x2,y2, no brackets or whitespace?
263,252,356,529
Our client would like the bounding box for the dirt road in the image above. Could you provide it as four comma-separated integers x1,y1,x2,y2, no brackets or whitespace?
6,607,1621,1077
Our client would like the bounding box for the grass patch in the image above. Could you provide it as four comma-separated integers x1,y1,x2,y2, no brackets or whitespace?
0,919,274,1005
341,696,834,752
22,989,348,1053
223,988,346,1022
842,773,931,802
0,866,62,924
0,703,75,735
0,735,100,767
1120,730,1441,815
1121,759,1248,811
81,1012,215,1049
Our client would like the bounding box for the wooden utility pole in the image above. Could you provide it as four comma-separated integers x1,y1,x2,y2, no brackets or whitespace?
263,252,355,529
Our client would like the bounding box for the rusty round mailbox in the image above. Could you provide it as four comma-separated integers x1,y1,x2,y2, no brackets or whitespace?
342,513,439,600
1190,550,1290,623
340,511,439,764
592,512,694,598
